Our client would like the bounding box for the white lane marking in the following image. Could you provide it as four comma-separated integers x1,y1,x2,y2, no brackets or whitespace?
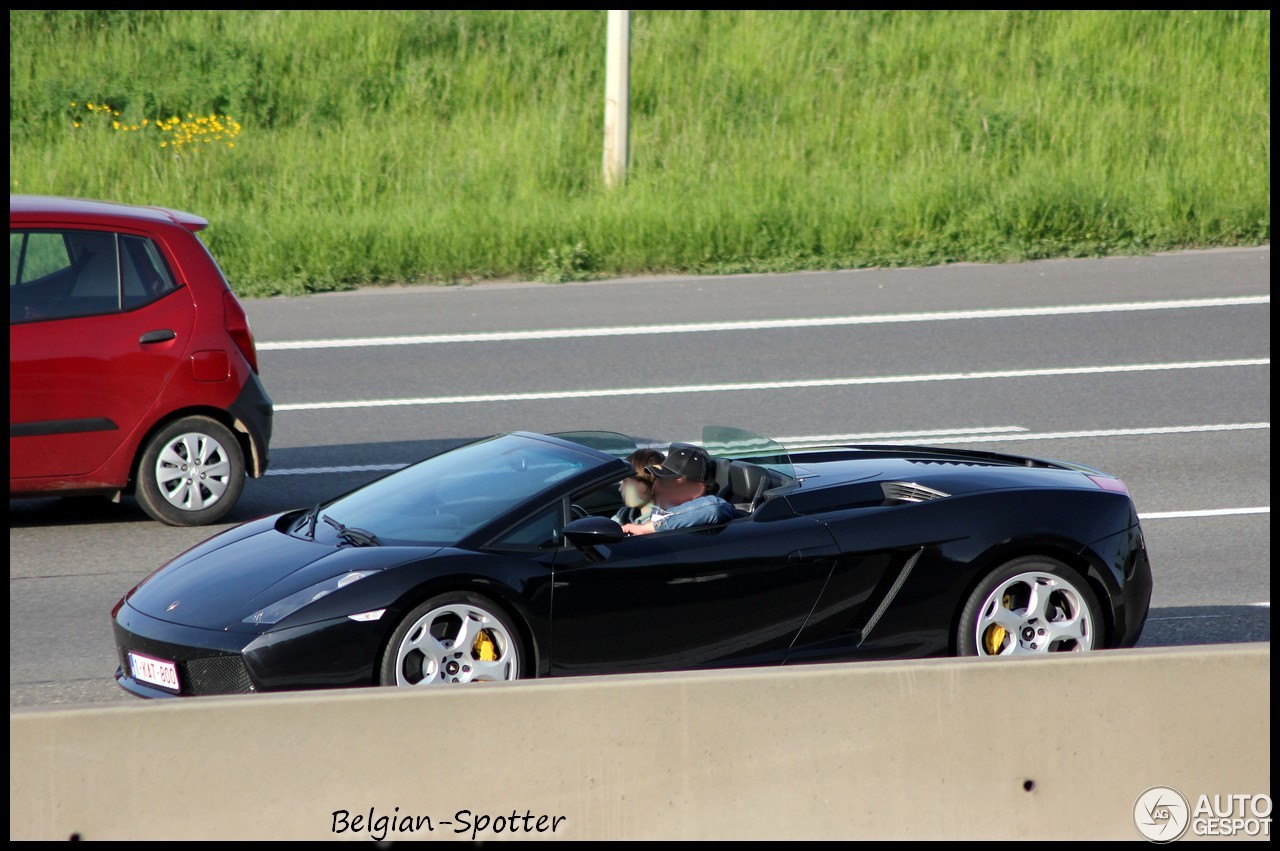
256,295,1270,351
773,426,1029,442
264,427,1025,476
263,458,1272,523
273,358,1269,411
1148,604,1270,622
1147,615,1229,621
1138,507,1270,519
781,422,1271,448
266,464,406,476
266,423,1269,491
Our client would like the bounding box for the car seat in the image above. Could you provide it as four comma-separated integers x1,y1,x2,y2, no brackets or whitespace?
712,459,771,516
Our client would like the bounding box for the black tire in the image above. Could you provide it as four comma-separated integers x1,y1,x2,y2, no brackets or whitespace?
379,591,525,687
134,415,245,526
956,556,1105,656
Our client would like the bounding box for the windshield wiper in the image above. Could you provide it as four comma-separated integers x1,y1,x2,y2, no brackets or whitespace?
322,513,380,547
301,502,322,539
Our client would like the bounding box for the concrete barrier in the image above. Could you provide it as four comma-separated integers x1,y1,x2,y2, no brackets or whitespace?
9,643,1270,840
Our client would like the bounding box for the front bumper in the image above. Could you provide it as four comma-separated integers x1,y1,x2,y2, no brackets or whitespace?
113,601,387,697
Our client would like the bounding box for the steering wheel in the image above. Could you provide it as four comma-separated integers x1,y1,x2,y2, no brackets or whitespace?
570,504,589,519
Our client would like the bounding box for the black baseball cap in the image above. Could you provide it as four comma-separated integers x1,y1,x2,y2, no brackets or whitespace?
646,443,714,483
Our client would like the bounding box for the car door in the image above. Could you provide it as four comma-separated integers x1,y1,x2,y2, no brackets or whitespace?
9,227,193,479
548,514,840,676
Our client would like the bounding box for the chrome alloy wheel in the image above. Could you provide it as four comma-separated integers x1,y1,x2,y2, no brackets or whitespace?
153,431,235,512
974,571,1095,655
391,603,520,686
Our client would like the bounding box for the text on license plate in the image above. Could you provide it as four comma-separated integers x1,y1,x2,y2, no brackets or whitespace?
129,652,180,692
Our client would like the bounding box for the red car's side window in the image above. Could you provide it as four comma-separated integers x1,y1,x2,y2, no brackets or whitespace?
10,230,71,283
121,235,178,310
10,229,117,323
10,229,178,324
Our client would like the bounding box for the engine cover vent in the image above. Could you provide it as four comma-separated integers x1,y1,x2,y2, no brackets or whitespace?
908,459,987,468
882,481,951,503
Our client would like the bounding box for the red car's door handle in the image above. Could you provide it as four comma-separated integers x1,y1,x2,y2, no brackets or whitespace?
139,329,176,344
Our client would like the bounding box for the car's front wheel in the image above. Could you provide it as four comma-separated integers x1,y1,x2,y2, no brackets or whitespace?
380,592,524,687
957,556,1104,656
134,415,245,526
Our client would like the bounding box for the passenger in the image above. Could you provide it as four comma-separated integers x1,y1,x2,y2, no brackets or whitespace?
611,448,665,527
621,443,735,536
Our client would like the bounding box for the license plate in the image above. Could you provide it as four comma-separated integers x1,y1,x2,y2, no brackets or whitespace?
129,651,181,693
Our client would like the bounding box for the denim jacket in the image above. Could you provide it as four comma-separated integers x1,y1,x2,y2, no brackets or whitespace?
648,494,736,531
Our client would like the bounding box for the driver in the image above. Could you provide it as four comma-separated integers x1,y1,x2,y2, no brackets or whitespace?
621,443,735,536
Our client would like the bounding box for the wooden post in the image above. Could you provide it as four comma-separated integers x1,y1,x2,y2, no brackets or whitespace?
603,10,630,188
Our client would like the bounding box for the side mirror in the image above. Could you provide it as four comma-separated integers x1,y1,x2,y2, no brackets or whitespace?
564,516,626,546
564,516,626,563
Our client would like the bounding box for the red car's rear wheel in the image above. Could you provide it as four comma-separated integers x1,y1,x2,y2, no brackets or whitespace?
134,415,245,526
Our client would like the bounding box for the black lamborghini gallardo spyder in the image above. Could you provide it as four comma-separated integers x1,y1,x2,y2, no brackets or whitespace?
113,426,1151,697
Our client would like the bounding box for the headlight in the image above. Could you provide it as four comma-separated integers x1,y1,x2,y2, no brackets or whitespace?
242,571,376,625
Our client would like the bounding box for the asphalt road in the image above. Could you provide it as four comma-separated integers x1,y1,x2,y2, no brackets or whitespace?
9,247,1270,710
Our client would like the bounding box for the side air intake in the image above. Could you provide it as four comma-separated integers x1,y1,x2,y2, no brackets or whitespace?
881,481,950,504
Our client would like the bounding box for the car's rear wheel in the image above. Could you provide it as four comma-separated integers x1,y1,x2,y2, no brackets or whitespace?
379,592,524,687
957,556,1104,656
134,415,245,526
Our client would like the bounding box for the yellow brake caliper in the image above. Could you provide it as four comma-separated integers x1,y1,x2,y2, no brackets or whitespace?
983,592,1012,655
473,628,498,662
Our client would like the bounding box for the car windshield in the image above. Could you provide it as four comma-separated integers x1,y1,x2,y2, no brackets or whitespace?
547,430,638,459
311,433,607,547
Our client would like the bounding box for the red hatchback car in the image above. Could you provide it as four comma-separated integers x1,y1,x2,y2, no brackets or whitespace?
10,195,272,525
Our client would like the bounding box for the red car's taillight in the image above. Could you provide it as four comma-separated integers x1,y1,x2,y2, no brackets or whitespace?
223,291,260,374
